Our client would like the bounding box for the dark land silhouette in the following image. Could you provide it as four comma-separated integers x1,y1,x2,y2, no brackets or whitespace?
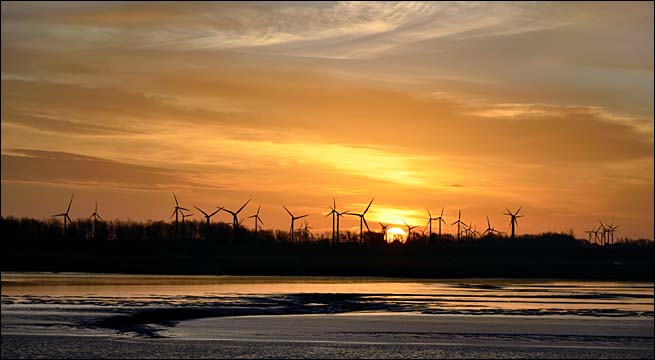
1,216,652,280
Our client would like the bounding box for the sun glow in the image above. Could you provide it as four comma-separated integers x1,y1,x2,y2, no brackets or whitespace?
386,227,407,243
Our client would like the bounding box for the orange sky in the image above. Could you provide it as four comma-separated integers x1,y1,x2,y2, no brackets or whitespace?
1,2,653,239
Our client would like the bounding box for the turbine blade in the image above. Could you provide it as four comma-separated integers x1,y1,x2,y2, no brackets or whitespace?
194,206,209,217
487,216,491,227
258,217,264,225
256,204,261,215
97,214,103,221
174,193,179,206
362,217,369,231
516,207,522,215
236,199,251,214
66,195,74,213
209,209,221,217
427,208,432,218
364,198,374,214
179,207,190,211
283,205,293,217
440,206,444,217
297,214,309,220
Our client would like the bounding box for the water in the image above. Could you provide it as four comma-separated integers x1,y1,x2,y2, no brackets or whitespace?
2,273,653,358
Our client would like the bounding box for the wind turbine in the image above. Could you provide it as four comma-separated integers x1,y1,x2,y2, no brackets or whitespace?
325,198,338,243
89,202,103,240
379,222,389,241
606,223,620,244
482,216,500,237
584,229,594,243
298,220,313,242
52,194,74,235
346,198,374,244
598,221,608,245
194,205,221,239
283,206,308,243
451,210,465,240
248,204,264,235
426,209,441,240
470,223,479,239
404,221,417,242
503,207,523,239
220,199,251,230
590,226,601,244
435,206,447,240
170,193,189,239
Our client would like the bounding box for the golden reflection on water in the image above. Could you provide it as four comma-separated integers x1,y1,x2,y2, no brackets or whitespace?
2,273,652,313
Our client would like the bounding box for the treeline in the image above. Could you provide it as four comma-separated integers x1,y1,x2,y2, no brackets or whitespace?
1,216,652,280
2,216,652,246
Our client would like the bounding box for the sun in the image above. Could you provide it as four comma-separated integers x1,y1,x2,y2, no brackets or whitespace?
385,227,407,243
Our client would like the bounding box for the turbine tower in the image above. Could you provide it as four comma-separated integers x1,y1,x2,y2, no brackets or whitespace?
89,202,103,240
170,193,189,239
346,198,374,244
503,207,523,239
52,194,74,235
451,210,465,240
248,204,264,235
283,206,308,243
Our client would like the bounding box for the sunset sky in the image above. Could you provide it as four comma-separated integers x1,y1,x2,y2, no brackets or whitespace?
1,1,653,240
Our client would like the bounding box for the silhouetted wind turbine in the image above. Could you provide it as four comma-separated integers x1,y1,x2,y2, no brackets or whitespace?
325,198,338,243
220,199,251,230
299,220,313,242
379,222,389,241
426,209,441,240
170,193,189,239
606,223,620,244
591,226,601,244
194,205,221,239
451,210,465,240
434,206,447,240
283,206,308,243
346,198,374,244
89,202,103,240
248,204,264,235
52,194,74,235
482,216,500,237
598,221,608,245
503,207,523,239
585,229,594,243
404,221,417,242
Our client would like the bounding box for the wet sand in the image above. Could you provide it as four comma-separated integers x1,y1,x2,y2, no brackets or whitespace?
3,314,653,359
